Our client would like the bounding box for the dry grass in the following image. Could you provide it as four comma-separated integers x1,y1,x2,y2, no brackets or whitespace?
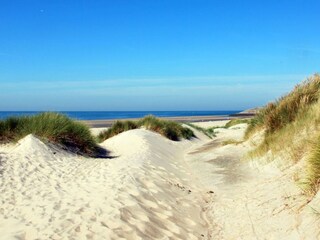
246,74,320,137
305,135,320,194
245,74,320,191
225,118,250,128
222,139,243,146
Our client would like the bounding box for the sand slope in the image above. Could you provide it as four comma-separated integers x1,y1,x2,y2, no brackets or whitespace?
1,124,319,239
0,130,208,239
186,124,320,240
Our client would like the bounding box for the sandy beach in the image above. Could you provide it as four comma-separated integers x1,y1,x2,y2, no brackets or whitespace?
81,114,253,128
0,119,319,239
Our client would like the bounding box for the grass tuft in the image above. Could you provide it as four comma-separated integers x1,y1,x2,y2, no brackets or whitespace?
98,115,195,142
184,123,217,138
225,119,250,128
305,136,320,193
97,120,138,141
222,139,243,146
0,112,103,157
244,74,320,191
246,74,320,137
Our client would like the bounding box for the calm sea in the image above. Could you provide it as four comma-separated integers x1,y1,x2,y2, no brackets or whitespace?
0,111,241,121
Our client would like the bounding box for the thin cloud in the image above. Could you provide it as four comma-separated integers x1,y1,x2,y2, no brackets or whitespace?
0,74,308,92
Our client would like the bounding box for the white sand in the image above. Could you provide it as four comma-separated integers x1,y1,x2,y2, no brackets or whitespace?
90,127,108,136
0,122,319,239
191,120,229,128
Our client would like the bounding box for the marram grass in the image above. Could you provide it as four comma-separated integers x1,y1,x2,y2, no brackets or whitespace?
182,123,216,139
246,74,320,137
0,112,103,157
306,136,320,193
98,115,195,142
97,120,139,140
225,118,250,128
244,73,320,191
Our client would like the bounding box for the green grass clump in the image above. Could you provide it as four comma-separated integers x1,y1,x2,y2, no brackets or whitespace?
98,115,195,142
0,112,102,157
184,123,216,139
305,135,320,193
97,120,138,141
138,115,195,141
206,127,217,136
225,118,250,128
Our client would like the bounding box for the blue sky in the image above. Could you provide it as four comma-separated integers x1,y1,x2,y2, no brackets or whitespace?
0,0,319,111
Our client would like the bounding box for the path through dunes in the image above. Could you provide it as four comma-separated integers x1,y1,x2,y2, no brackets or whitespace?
0,125,319,239
187,123,320,240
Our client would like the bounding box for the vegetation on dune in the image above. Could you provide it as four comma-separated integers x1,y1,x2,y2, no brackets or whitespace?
306,136,320,194
97,120,139,141
0,113,103,157
246,74,320,138
245,74,320,192
225,118,250,128
222,139,243,146
98,115,195,142
184,123,217,139
185,118,250,139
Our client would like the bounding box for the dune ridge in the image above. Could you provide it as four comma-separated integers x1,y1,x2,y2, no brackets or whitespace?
1,120,320,239
0,130,209,239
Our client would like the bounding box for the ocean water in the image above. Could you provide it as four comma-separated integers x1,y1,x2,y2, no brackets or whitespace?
0,111,241,121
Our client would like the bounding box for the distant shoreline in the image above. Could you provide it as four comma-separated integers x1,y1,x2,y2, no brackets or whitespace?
0,110,244,121
82,113,255,128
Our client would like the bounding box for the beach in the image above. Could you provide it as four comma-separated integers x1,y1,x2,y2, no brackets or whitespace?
82,113,254,128
0,118,318,239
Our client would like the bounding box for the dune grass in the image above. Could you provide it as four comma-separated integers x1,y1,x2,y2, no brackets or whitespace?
225,118,250,128
97,120,139,141
185,119,250,139
246,74,320,138
184,123,216,139
244,74,320,192
0,112,103,157
98,115,195,142
305,135,320,194
222,139,243,146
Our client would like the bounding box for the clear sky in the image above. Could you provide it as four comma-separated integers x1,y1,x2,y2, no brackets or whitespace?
0,0,319,111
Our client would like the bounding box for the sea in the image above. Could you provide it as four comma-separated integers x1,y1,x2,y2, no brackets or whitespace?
0,111,241,121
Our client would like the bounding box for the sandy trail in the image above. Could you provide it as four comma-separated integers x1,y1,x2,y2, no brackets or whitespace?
186,123,320,239
0,122,319,239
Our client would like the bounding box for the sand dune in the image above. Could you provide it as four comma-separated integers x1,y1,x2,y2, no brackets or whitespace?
0,130,208,239
0,123,319,239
